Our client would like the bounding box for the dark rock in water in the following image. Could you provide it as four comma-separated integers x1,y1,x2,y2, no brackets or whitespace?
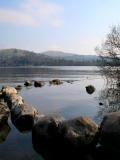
99,111,120,149
0,102,9,124
33,116,98,160
11,103,38,131
0,123,11,143
59,116,98,148
24,80,32,86
32,115,66,160
99,102,103,106
34,81,45,87
32,115,64,141
86,85,95,94
15,85,22,91
49,79,63,85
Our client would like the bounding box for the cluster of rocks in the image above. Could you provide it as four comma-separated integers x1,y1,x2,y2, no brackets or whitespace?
24,79,63,87
0,86,119,158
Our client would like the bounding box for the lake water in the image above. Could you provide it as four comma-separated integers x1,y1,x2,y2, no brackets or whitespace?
0,66,107,160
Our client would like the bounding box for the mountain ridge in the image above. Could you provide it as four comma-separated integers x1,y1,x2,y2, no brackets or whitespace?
0,48,101,66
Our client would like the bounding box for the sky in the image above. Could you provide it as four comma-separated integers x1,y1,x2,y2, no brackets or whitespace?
0,0,120,55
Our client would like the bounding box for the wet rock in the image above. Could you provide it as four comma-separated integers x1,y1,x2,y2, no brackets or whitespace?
86,85,95,94
11,103,38,131
0,123,11,143
0,102,9,124
33,115,64,141
59,117,98,148
34,81,45,87
1,86,17,97
99,102,103,106
6,93,24,109
24,80,32,86
49,79,63,85
99,111,120,149
15,85,22,91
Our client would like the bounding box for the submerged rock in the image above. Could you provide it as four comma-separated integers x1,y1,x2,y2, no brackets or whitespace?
59,116,98,148
99,111,120,149
24,80,32,86
0,102,9,124
34,81,45,87
15,85,22,91
86,85,95,94
49,79,63,85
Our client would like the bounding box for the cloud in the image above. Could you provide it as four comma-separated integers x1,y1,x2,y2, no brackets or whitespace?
0,0,63,27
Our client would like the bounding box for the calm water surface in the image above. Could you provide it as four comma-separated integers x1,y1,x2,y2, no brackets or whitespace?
0,66,106,160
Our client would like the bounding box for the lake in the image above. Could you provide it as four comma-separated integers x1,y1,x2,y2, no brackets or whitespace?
0,66,107,160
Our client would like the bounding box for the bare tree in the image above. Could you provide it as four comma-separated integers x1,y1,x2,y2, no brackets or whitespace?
96,25,120,81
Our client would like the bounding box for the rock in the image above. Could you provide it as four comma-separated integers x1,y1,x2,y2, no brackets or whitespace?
1,86,17,96
0,123,11,143
6,93,24,109
24,80,32,86
33,115,64,140
99,111,120,149
49,79,63,85
99,102,103,106
34,81,45,87
86,85,95,94
15,85,22,91
11,103,38,131
59,117,98,148
0,102,9,124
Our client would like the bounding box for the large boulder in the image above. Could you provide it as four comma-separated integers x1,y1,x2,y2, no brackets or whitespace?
33,115,65,141
99,111,120,149
34,81,45,87
11,103,38,131
1,86,17,97
0,102,9,124
24,80,32,86
59,117,98,148
32,115,65,159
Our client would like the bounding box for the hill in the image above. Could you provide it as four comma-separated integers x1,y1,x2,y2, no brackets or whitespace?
0,48,101,66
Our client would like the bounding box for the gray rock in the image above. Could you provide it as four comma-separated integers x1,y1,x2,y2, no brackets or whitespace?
99,111,120,148
86,85,95,94
24,80,32,86
33,115,65,140
0,102,9,124
1,86,17,96
34,81,45,87
11,103,38,131
49,79,63,85
59,117,98,148
15,85,22,91
7,93,24,109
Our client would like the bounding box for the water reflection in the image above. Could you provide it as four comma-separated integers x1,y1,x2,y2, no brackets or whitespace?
97,67,120,121
0,123,11,143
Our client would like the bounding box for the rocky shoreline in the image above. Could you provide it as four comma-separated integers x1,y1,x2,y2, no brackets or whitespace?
0,84,120,159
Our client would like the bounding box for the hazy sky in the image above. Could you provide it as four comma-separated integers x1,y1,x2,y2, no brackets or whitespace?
0,0,120,55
